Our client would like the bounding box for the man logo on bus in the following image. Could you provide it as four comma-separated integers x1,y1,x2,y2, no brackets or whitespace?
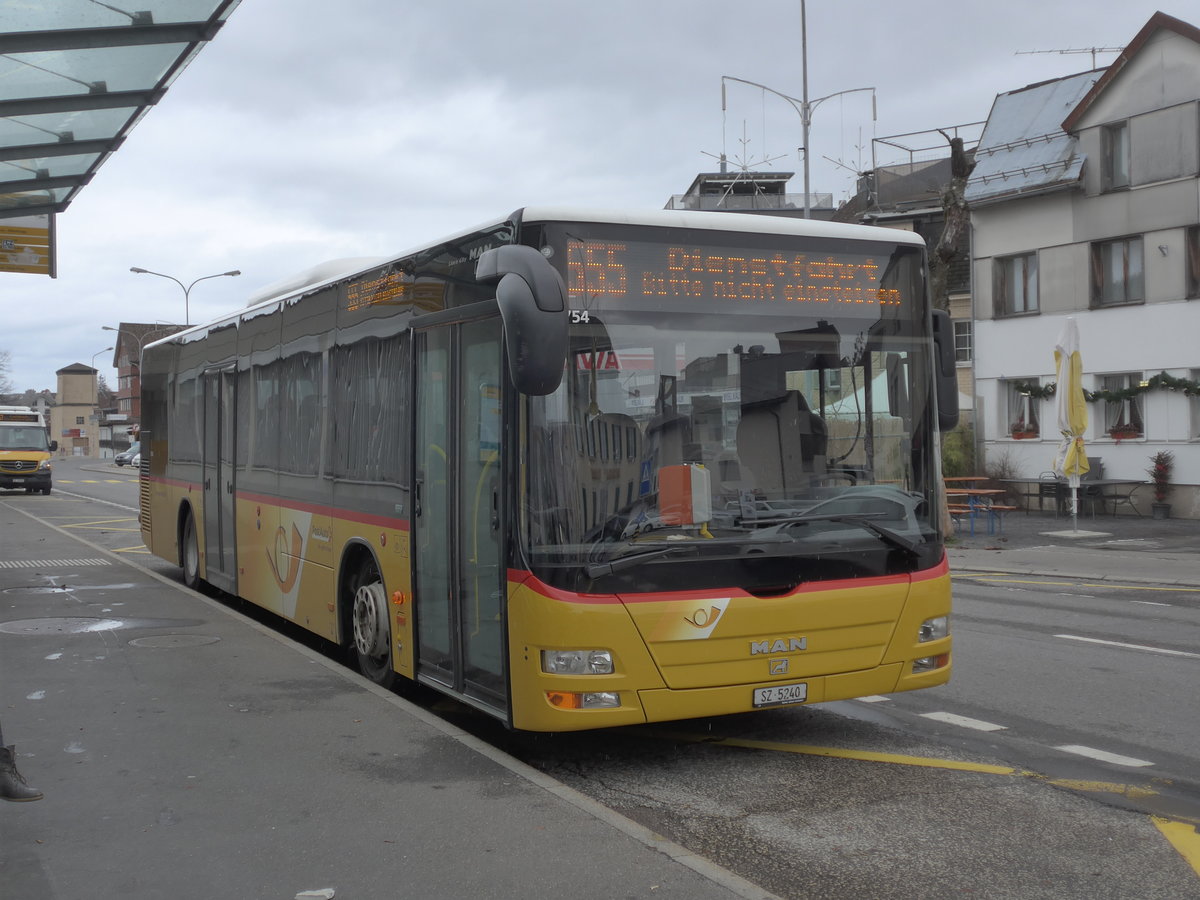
750,637,808,655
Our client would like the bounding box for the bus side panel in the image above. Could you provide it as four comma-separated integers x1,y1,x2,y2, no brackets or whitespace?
234,493,286,617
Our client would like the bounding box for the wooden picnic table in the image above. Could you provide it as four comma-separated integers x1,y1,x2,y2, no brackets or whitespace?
945,488,1012,535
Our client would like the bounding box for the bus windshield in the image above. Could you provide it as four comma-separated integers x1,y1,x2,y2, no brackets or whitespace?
522,223,941,593
0,423,51,452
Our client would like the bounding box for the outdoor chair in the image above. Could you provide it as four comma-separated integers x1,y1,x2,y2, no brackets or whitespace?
1036,472,1061,516
1101,482,1143,517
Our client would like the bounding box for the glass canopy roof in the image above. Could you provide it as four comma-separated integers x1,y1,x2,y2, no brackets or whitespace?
0,0,241,219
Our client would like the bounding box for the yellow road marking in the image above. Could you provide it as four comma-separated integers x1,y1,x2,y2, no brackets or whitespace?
1154,818,1200,876
647,730,1022,774
113,545,151,554
60,518,138,530
650,729,1200,875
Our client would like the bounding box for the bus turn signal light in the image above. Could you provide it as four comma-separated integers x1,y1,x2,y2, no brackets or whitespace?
545,691,620,709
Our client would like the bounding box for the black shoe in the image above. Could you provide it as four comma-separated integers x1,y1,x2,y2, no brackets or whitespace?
0,745,44,802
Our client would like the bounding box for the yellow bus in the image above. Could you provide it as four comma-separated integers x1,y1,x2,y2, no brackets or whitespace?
0,406,56,494
139,207,957,731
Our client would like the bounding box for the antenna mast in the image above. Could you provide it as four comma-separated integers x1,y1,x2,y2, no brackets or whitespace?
1016,46,1122,68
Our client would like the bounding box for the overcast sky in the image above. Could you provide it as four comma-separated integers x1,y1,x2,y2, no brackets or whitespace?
2,0,1190,392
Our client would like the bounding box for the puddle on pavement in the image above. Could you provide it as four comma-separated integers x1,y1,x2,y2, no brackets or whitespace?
2,583,138,595
0,616,206,635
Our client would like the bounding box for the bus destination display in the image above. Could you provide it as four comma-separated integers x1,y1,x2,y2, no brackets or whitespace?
566,239,903,310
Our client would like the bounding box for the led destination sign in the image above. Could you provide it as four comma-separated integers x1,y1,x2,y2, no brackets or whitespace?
566,239,904,309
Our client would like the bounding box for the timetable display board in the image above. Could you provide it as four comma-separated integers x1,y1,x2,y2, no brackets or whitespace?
0,214,55,277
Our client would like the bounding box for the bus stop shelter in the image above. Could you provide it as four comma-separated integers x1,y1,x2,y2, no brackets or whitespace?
0,0,240,277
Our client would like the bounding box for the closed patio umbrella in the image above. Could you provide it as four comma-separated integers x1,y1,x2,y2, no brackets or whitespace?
1052,317,1089,530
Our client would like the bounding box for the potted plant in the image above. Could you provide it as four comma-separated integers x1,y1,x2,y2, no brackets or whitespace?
1108,423,1141,441
1146,449,1174,519
1010,420,1038,440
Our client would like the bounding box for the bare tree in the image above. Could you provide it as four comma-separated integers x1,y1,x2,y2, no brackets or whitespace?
929,132,976,312
0,349,13,399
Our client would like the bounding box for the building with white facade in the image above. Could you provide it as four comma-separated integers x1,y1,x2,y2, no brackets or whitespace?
968,12,1200,518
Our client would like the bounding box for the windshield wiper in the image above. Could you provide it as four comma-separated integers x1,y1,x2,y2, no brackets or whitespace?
585,543,700,578
776,513,922,557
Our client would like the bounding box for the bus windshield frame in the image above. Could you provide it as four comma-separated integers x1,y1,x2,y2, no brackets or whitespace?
519,220,942,595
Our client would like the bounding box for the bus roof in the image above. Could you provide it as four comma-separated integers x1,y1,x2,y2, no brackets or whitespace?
145,206,928,350
516,206,927,247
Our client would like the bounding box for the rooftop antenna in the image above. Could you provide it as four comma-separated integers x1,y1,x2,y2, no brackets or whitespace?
702,121,787,174
1016,46,1123,68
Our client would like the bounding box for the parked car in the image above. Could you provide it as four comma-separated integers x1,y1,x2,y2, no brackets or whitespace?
115,442,140,466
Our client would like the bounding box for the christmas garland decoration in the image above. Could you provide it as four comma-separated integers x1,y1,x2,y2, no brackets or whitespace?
1014,371,1200,403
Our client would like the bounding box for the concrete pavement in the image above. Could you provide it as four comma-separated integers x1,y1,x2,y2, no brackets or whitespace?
0,497,771,900
946,503,1199,588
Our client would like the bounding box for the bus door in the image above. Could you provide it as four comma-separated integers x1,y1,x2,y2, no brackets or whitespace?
202,365,238,595
412,314,508,716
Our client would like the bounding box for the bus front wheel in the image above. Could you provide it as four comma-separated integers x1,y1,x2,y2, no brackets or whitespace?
181,512,201,590
350,559,396,689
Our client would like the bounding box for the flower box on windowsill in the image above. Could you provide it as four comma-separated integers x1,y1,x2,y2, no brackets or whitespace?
1011,431,1039,440
1107,426,1142,441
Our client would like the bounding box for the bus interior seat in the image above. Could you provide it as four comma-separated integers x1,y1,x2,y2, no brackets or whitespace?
736,391,828,493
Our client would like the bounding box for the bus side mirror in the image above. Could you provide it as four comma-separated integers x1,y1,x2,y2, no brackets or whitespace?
931,309,959,431
49,440,58,452
476,245,568,396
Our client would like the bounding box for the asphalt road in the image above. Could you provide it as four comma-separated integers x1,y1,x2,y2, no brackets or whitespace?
8,455,1200,899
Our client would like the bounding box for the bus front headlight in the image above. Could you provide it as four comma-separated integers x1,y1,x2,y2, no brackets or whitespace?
540,649,614,675
918,615,949,643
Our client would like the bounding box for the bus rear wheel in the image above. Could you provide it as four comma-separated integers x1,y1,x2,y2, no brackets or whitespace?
350,559,396,689
181,511,201,590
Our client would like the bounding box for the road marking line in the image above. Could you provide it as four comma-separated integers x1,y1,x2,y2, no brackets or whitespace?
856,695,890,703
1054,634,1200,659
1054,744,1155,767
959,574,1200,593
1154,817,1200,877
1132,600,1171,607
646,731,1023,774
920,711,1007,732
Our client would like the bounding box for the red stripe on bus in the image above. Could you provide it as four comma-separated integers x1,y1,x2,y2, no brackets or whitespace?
144,476,410,531
510,562,946,606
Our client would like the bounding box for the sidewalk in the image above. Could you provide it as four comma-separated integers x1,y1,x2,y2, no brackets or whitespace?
0,500,770,899
946,503,1200,588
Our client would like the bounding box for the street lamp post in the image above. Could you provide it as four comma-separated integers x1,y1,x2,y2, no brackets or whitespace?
721,3,875,219
89,346,113,459
129,267,241,325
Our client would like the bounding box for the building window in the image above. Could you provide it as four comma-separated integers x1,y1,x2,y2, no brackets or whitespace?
1091,237,1144,306
1101,121,1130,191
1188,226,1200,300
1102,373,1143,439
1191,369,1200,440
75,416,85,425
1005,380,1039,439
953,319,973,363
995,253,1038,316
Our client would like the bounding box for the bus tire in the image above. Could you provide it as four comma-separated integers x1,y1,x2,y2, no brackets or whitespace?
349,557,396,689
181,510,201,591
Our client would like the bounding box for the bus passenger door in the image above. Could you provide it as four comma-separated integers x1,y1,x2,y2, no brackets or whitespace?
202,365,238,595
413,316,508,717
